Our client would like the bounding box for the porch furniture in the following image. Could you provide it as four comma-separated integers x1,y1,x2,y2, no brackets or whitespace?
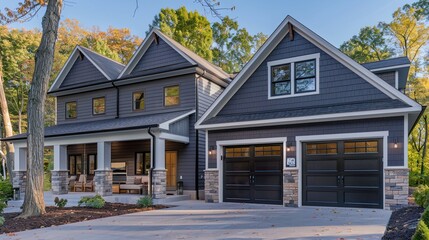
84,175,94,192
73,174,86,192
67,175,77,191
119,176,149,194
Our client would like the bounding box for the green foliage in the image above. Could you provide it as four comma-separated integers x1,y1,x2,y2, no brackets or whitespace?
54,197,68,208
413,219,429,240
0,216,4,226
414,185,429,208
149,6,213,61
422,208,429,227
0,179,13,201
137,196,153,208
78,195,105,209
340,26,393,63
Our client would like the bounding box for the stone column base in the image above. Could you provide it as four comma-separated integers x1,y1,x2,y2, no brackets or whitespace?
94,170,113,196
152,169,166,199
13,170,27,197
204,169,219,203
283,169,298,207
51,170,69,194
385,168,409,210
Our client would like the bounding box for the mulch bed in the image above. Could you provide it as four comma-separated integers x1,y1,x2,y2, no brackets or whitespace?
0,202,167,235
382,206,424,240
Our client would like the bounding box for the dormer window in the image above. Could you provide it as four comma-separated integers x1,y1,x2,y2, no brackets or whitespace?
268,53,320,99
92,97,105,115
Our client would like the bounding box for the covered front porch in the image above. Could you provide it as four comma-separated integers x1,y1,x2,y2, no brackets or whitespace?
10,110,195,200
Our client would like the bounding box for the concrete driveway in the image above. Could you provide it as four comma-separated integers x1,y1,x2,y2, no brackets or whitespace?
1,200,391,240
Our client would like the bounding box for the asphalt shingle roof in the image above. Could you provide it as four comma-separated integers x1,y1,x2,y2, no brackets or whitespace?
361,57,410,71
79,46,125,79
3,110,193,141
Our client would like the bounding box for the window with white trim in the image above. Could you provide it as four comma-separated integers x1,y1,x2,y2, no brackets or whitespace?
268,53,320,98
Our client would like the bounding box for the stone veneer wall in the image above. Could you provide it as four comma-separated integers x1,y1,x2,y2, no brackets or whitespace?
94,170,113,196
12,170,27,197
204,170,219,203
385,168,409,210
152,169,166,199
283,169,299,207
51,170,69,194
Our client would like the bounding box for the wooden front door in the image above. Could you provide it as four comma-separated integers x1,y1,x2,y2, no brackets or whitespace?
166,151,178,191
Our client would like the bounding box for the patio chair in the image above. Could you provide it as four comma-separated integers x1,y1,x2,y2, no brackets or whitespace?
73,174,86,192
85,175,94,192
67,175,77,191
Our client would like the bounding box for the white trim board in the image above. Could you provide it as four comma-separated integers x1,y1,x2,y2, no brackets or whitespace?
295,131,390,208
195,15,421,129
214,137,287,203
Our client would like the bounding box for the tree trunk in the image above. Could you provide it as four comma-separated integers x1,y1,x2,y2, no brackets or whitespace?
20,0,62,218
18,111,22,134
420,116,428,176
0,55,15,181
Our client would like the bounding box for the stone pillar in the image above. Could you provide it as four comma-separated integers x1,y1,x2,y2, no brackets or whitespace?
52,144,68,194
204,169,219,203
283,169,299,207
12,170,27,197
385,168,409,210
51,170,69,194
152,169,166,199
13,147,27,198
94,170,113,196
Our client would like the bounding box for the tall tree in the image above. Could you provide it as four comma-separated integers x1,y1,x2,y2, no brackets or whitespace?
149,6,213,61
340,26,394,63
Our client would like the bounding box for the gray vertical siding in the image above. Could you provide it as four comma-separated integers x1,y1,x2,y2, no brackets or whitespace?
132,38,191,74
57,88,117,124
60,55,107,88
218,32,391,116
118,74,196,118
208,116,405,168
375,71,396,88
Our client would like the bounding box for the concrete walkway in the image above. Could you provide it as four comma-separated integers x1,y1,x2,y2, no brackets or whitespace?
1,200,391,240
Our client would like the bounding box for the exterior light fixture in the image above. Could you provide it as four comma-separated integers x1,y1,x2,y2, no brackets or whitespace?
209,146,215,155
394,138,398,149
286,143,291,152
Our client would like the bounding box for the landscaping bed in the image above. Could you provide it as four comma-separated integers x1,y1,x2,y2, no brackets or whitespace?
0,202,166,235
382,206,424,240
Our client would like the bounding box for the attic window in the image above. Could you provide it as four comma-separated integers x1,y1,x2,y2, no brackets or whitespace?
268,53,320,99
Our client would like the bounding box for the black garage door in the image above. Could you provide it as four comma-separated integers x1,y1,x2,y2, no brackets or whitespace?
223,145,283,204
303,139,383,208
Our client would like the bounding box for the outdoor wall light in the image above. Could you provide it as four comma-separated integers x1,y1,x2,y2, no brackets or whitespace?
286,143,291,152
394,138,398,149
208,146,215,155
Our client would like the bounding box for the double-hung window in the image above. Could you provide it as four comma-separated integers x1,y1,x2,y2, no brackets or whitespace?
268,53,319,98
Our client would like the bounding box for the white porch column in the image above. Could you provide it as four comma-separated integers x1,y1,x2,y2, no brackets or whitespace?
51,145,69,194
95,141,112,196
152,137,166,199
13,147,27,197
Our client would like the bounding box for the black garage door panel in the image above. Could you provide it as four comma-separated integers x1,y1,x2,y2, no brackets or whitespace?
303,139,383,209
224,145,283,205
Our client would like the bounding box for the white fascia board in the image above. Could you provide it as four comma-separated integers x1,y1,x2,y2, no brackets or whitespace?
159,110,195,130
196,15,421,128
158,132,189,144
48,47,80,92
369,64,411,72
196,107,421,130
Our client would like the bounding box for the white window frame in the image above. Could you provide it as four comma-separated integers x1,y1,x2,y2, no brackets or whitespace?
268,53,320,99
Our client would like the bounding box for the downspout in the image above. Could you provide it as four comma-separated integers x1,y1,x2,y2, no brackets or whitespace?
148,127,156,197
194,69,206,200
111,81,119,118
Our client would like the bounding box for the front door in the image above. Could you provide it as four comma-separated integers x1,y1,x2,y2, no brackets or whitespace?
165,151,177,191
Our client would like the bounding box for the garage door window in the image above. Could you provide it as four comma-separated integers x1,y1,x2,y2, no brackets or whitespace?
225,147,250,158
344,141,378,153
306,143,337,155
255,145,282,156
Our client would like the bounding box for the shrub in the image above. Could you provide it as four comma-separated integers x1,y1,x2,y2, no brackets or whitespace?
0,180,13,201
414,185,429,208
0,216,4,226
54,197,68,208
78,195,105,209
413,220,429,240
0,198,6,226
137,196,153,208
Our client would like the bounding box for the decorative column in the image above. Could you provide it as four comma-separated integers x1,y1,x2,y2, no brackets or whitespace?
51,145,69,194
204,169,219,203
13,147,27,198
152,137,166,199
95,141,112,196
283,169,299,207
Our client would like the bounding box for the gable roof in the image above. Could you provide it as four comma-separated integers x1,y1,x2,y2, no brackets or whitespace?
195,15,421,130
49,46,125,92
118,28,231,82
362,56,411,71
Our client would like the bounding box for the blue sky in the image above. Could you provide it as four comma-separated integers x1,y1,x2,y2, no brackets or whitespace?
6,0,415,47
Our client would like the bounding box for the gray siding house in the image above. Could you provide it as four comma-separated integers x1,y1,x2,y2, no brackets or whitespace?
196,16,422,210
7,29,230,199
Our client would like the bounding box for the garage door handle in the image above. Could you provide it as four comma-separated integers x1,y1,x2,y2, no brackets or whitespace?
337,176,341,185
